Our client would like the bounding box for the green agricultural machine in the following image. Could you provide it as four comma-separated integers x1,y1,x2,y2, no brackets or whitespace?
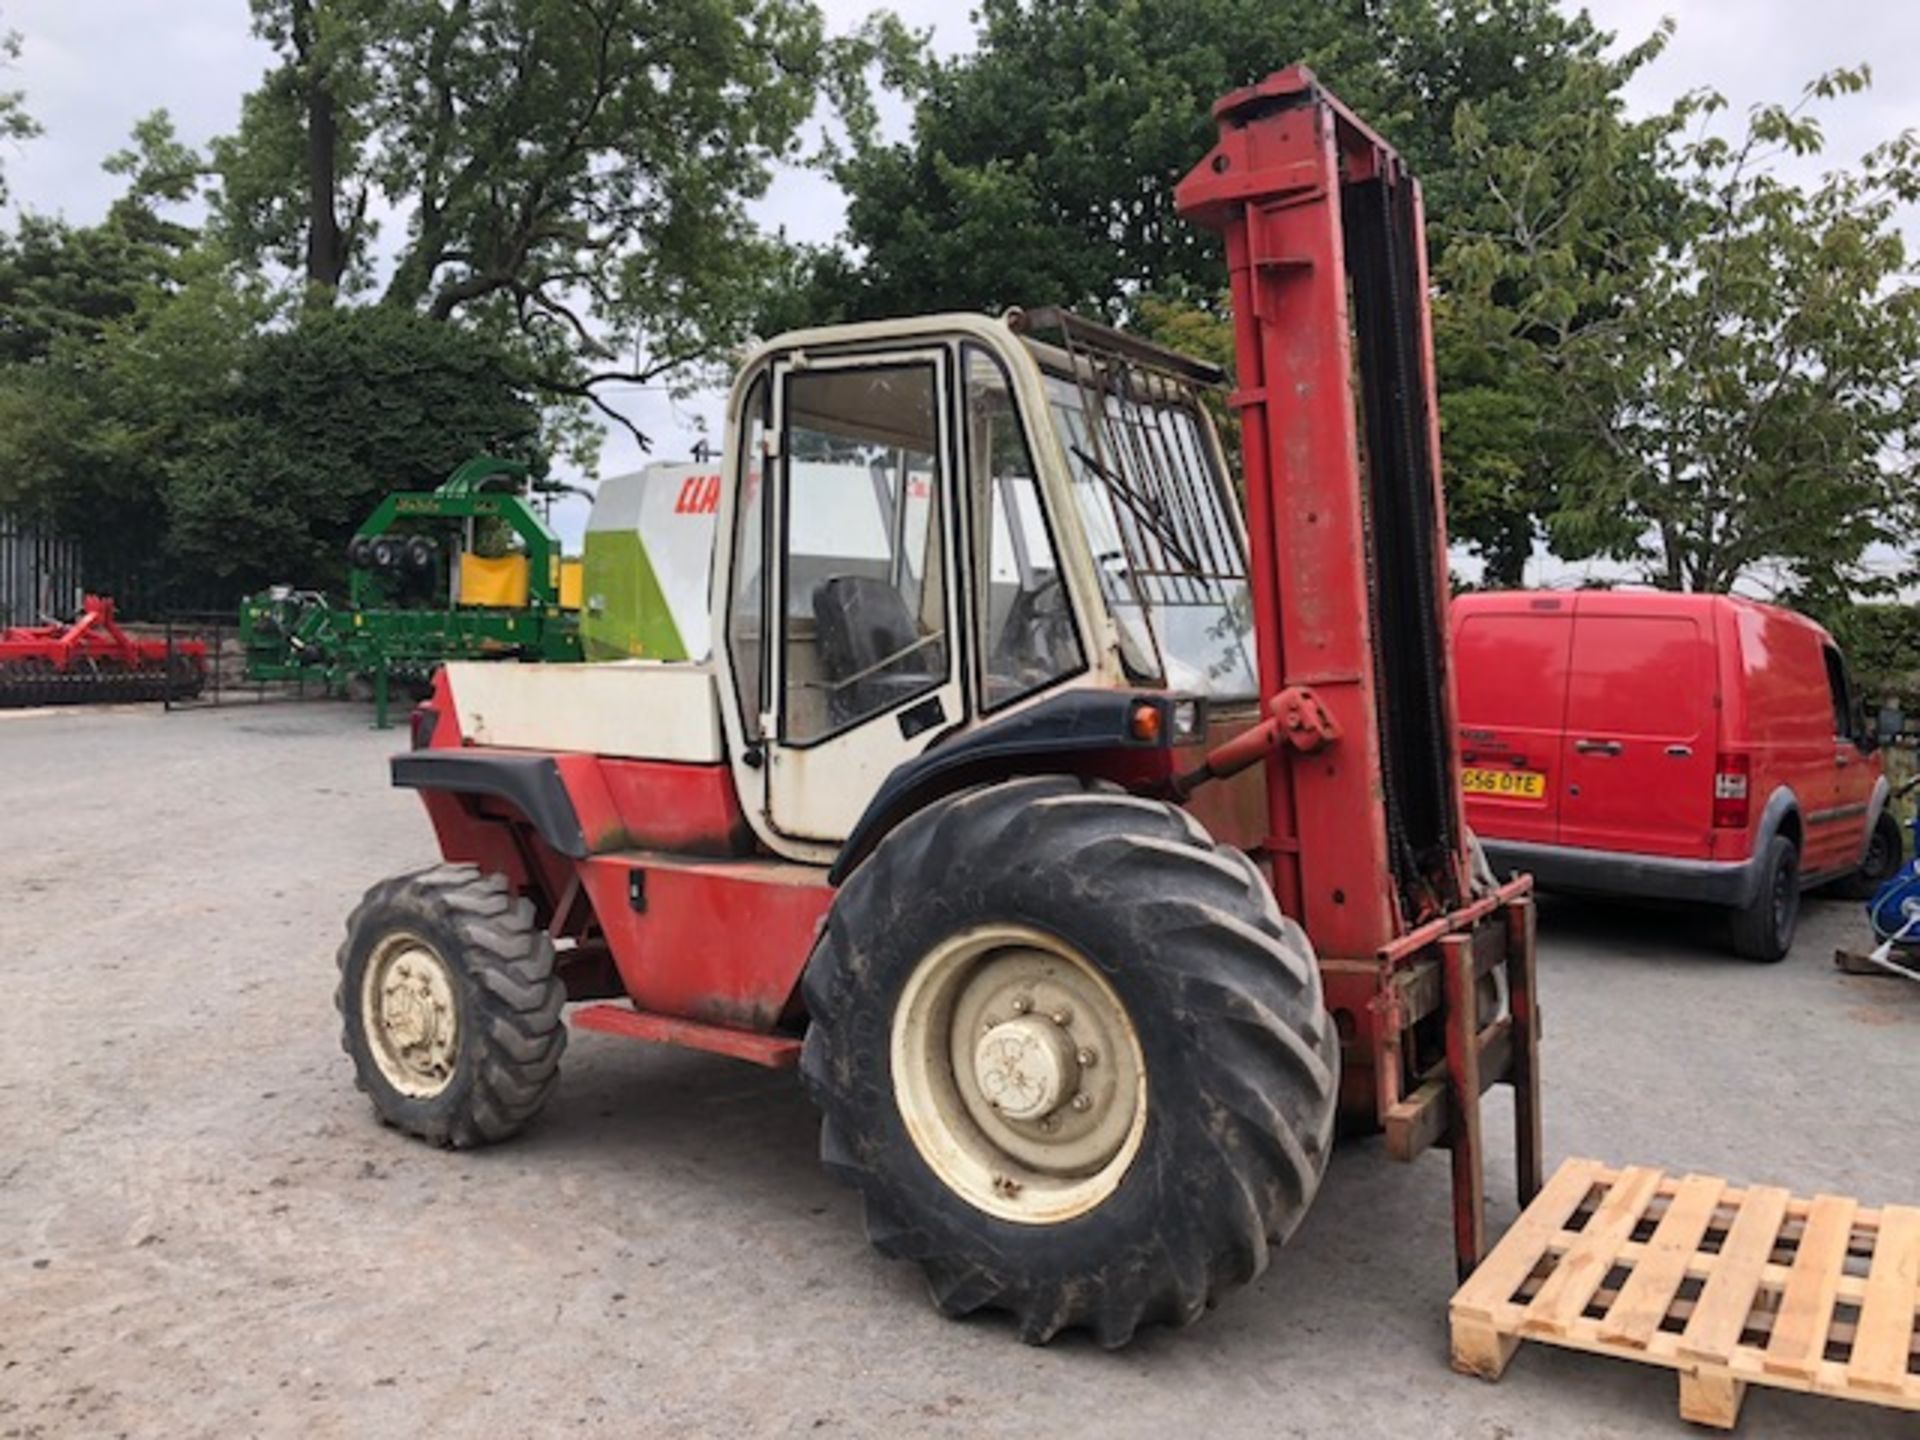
240,456,583,721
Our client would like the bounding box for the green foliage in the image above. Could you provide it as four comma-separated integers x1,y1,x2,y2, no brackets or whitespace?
213,0,868,443
0,0,839,602
5,0,1917,618
1448,64,1920,593
787,0,1651,316
0,19,38,207
168,305,541,594
0,214,182,363
0,224,538,605
781,0,1671,580
1822,603,1920,712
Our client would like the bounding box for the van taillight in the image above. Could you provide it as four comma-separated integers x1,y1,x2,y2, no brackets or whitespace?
1713,753,1751,828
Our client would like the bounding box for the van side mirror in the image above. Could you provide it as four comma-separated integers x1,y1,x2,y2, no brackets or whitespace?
1875,701,1903,748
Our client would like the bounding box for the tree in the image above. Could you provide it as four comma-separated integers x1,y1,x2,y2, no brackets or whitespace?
0,216,539,606
215,0,875,444
0,17,38,207
1461,68,1920,594
775,0,1672,579
1435,20,1681,582
0,214,179,363
167,305,541,594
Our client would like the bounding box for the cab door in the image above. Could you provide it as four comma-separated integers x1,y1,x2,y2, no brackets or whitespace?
762,351,962,843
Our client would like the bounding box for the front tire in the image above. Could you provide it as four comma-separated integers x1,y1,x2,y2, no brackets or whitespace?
336,864,567,1146
1729,836,1800,963
800,778,1339,1346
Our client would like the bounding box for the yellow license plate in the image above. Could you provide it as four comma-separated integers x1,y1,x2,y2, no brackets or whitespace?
1462,767,1546,799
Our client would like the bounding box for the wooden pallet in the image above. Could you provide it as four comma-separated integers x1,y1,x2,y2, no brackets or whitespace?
1451,1158,1920,1429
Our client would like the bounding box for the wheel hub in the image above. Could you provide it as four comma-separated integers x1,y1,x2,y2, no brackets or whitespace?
363,937,459,1098
890,925,1148,1225
973,1015,1079,1121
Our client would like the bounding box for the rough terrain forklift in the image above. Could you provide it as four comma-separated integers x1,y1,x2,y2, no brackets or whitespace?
337,67,1543,1345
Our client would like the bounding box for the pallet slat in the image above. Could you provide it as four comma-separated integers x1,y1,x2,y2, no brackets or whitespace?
1849,1205,1920,1392
1452,1159,1600,1323
1452,1159,1920,1431
1765,1194,1857,1380
1601,1173,1725,1349
1522,1165,1663,1336
1678,1183,1790,1368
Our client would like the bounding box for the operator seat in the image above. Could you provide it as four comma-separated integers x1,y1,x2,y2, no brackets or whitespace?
812,575,942,725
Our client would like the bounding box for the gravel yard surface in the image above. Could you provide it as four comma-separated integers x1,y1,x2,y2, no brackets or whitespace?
3,701,1914,1438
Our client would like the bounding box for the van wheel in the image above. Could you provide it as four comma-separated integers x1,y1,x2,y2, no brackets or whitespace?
1729,836,1799,963
1837,811,1904,900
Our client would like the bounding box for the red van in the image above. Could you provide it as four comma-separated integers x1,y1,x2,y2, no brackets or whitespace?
1451,590,1901,961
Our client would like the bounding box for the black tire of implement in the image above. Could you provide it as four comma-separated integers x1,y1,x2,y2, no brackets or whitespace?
799,776,1340,1347
336,864,566,1146
1837,810,1904,901
1729,835,1799,963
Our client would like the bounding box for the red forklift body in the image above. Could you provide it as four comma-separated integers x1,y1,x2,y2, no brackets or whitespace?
383,66,1543,1286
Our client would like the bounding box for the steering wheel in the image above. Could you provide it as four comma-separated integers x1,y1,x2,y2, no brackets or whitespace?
991,573,1078,685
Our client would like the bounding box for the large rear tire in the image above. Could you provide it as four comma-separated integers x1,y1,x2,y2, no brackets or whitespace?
336,864,566,1146
800,777,1338,1346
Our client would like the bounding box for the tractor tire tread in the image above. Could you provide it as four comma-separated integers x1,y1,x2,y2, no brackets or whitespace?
799,776,1336,1348
336,862,567,1148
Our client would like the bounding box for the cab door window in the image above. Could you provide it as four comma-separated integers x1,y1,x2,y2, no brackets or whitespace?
964,346,1084,709
780,364,948,745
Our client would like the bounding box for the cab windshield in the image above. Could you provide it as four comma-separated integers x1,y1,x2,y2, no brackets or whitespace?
1042,371,1257,699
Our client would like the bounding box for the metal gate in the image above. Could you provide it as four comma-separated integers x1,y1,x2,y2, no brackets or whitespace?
0,515,83,626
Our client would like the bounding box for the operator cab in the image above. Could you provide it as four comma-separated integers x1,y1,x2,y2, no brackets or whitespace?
713,310,1260,858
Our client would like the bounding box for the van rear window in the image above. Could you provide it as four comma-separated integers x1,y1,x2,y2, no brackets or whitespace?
1568,615,1706,737
1455,613,1571,730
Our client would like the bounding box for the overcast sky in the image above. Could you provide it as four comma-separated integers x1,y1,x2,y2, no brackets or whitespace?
4,1,1917,568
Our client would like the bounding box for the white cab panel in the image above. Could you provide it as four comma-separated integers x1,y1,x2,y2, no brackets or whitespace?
444,661,723,762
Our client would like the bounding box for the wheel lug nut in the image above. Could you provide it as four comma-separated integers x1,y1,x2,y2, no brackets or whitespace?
1071,1093,1093,1112
1077,1048,1096,1067
1011,996,1031,1015
1049,1008,1072,1026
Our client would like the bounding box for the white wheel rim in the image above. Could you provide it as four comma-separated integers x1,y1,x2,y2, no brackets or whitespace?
890,924,1148,1224
362,932,460,1098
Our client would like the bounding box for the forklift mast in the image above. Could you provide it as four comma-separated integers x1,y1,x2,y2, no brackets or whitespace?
1179,68,1542,1276
1175,65,1467,957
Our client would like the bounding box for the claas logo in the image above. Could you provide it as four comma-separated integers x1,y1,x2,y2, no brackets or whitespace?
673,474,723,514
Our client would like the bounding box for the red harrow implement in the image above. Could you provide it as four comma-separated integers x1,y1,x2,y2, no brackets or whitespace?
0,594,206,707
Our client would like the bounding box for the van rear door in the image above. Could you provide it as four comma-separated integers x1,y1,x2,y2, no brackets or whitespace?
1452,596,1573,845
1558,597,1715,857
